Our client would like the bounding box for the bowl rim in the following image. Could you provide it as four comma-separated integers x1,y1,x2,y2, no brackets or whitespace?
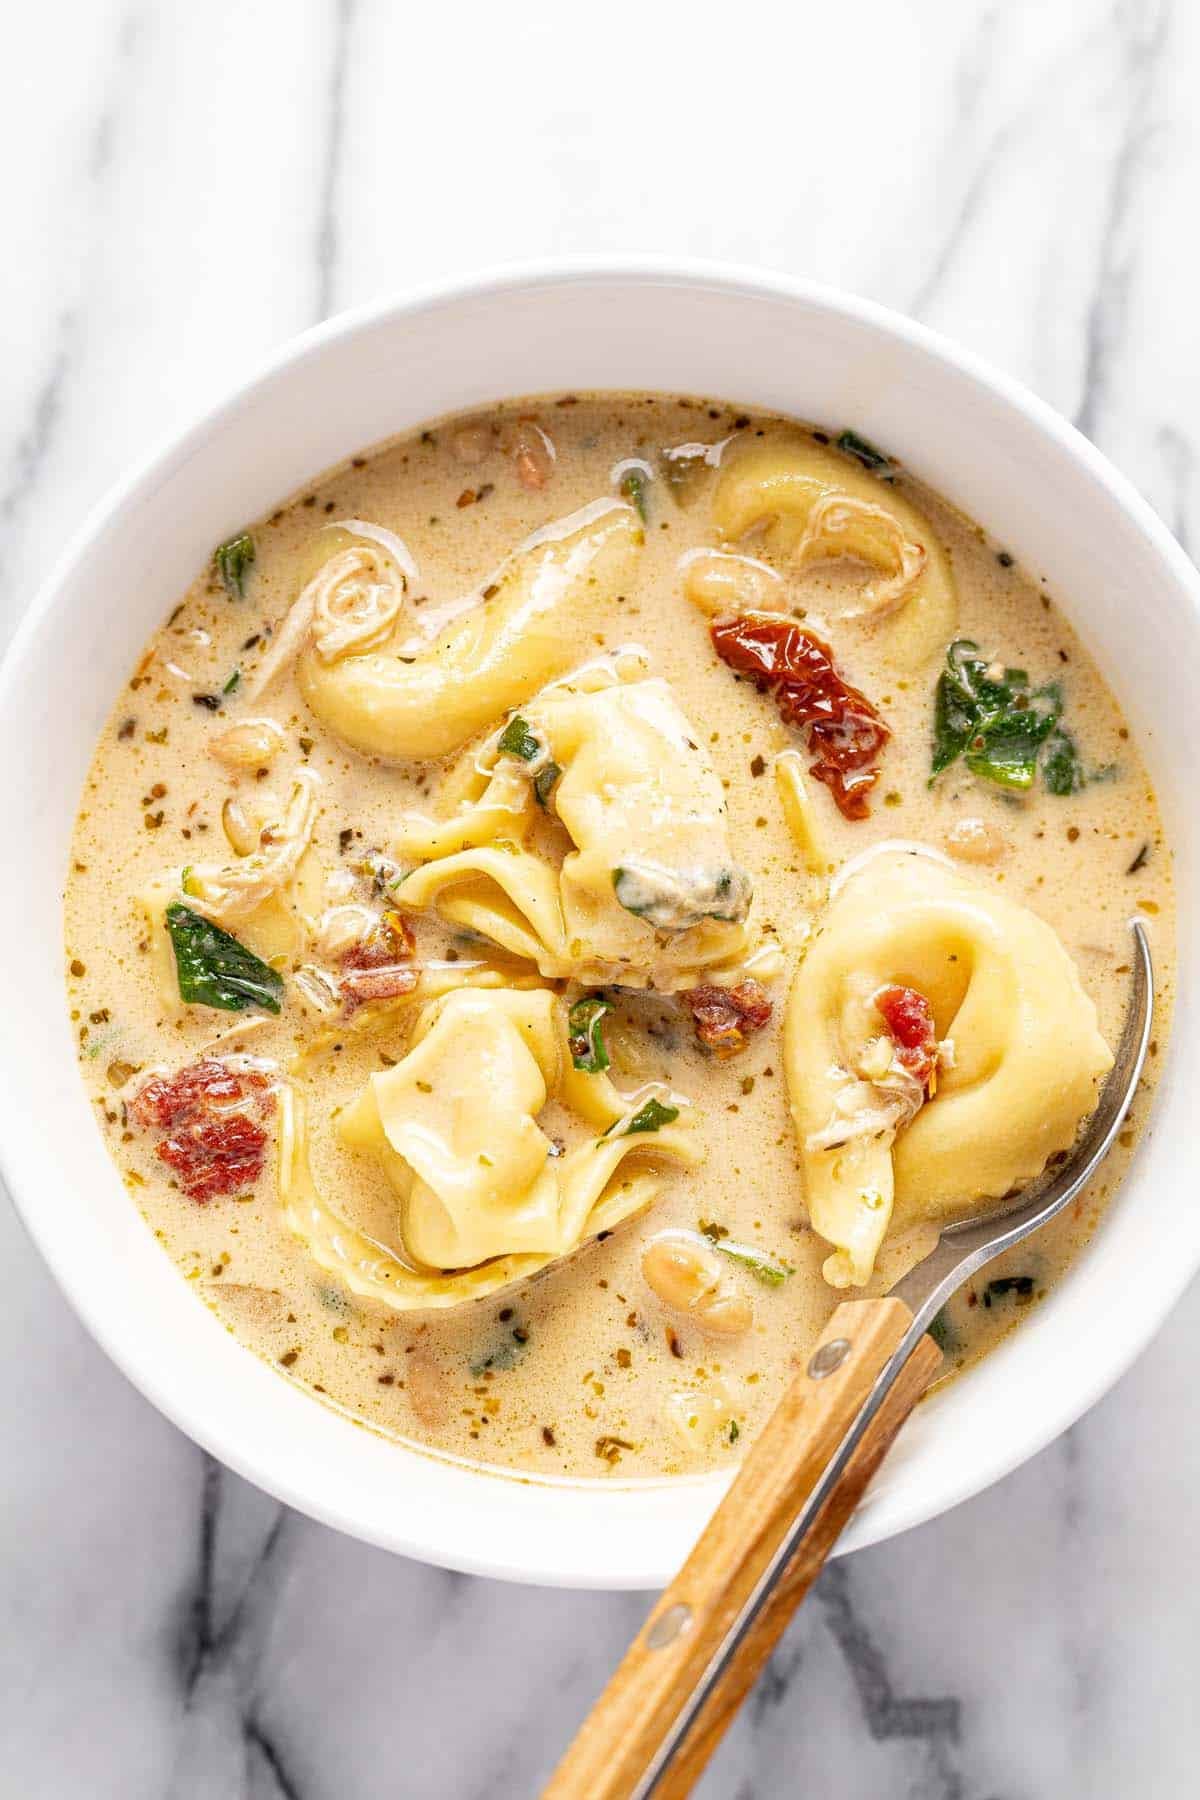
2,254,1196,1585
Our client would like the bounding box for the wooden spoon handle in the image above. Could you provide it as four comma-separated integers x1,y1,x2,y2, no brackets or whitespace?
544,1297,942,1800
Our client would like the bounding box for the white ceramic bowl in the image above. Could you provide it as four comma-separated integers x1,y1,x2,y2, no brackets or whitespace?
0,261,1193,1588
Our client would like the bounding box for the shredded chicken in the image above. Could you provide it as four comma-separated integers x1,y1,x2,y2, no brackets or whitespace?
804,1064,925,1152
311,545,405,661
292,965,343,1015
793,493,926,617
313,903,385,960
247,527,415,698
805,984,945,1153
183,770,319,925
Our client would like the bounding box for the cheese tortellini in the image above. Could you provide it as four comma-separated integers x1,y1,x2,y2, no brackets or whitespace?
785,848,1113,1288
393,662,760,990
278,986,700,1311
299,499,642,759
711,432,956,668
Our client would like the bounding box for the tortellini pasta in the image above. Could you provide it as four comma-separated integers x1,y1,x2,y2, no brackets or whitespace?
279,986,700,1311
248,519,419,700
299,499,643,759
785,847,1113,1288
711,432,956,668
393,662,760,989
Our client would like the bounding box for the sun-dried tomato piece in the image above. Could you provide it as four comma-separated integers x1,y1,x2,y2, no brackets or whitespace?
338,909,418,1014
129,1059,274,1201
129,1059,272,1130
682,979,773,1059
159,1112,270,1202
875,984,939,1095
709,614,890,819
339,964,420,1012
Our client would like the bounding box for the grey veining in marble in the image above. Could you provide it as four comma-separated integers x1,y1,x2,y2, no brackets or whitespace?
3,1,1200,1794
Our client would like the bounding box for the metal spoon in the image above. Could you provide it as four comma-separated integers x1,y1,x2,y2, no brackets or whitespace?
547,920,1153,1800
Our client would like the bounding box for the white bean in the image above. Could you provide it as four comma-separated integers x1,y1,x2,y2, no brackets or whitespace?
943,816,1010,864
208,718,286,769
679,548,782,618
641,1232,753,1336
451,422,493,465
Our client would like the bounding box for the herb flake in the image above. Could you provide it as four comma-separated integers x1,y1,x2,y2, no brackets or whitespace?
983,1275,1035,1309
835,429,894,478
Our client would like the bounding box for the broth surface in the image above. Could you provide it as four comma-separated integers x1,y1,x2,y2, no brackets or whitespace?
65,395,1175,1480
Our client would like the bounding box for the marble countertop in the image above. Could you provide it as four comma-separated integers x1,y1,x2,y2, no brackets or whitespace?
3,2,1198,1794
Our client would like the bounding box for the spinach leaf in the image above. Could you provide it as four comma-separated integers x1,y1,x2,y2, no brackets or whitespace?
657,443,711,507
964,685,1061,791
619,1096,679,1136
612,860,752,930
568,996,610,1073
712,1239,793,1286
931,641,986,776
982,1274,1035,1309
835,429,894,479
932,641,1071,792
213,532,255,600
927,1307,954,1353
620,466,650,523
165,903,284,1013
1041,726,1086,795
469,1322,529,1376
497,715,541,761
533,761,561,808
497,715,560,802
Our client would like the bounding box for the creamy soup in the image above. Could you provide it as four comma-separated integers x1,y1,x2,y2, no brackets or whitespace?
64,395,1175,1481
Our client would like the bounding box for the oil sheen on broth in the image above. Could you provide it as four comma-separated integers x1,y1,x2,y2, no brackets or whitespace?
64,396,1175,1481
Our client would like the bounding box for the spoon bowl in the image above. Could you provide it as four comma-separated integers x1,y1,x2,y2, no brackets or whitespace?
550,920,1154,1798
